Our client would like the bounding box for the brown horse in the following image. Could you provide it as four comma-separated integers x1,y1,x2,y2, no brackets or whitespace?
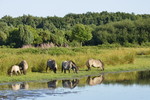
19,60,28,75
86,58,104,71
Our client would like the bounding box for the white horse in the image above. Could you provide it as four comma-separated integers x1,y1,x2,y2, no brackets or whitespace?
9,65,21,76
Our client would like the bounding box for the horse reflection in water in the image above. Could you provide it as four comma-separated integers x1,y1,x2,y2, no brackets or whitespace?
62,79,79,89
47,80,58,89
11,82,29,91
86,75,104,86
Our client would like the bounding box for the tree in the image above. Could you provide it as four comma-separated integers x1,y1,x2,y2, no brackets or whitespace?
0,31,7,45
71,24,92,46
0,22,9,45
18,25,34,46
37,29,51,43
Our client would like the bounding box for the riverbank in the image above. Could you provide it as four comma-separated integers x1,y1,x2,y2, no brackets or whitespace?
0,47,150,83
0,56,150,83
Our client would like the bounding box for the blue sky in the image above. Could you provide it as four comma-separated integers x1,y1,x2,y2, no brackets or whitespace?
0,0,150,18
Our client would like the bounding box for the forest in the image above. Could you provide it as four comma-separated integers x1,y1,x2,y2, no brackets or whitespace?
0,11,150,48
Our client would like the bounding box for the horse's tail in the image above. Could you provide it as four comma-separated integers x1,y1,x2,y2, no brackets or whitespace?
46,64,48,72
61,63,64,73
86,60,90,71
99,59,104,71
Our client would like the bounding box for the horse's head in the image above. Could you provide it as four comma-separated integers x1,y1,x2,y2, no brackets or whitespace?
72,64,79,73
53,68,57,73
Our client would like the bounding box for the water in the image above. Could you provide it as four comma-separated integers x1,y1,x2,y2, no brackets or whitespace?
0,70,150,100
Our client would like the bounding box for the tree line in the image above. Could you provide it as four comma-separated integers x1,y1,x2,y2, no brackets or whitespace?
0,11,150,47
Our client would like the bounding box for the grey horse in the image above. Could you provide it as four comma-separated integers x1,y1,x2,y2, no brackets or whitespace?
46,59,57,73
86,58,104,71
62,60,78,73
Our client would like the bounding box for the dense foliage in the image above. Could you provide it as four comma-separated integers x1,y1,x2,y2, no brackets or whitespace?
0,11,150,47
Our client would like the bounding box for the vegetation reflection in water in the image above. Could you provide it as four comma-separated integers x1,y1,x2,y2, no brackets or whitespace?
0,70,150,99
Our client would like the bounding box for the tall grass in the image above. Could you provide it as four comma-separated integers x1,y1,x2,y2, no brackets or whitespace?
1,47,150,76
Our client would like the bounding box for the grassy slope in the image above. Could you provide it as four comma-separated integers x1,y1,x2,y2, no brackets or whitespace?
0,55,150,83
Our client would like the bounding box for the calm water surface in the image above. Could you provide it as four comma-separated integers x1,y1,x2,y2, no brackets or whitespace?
0,70,150,100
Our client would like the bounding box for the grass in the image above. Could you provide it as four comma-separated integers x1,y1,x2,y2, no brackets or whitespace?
0,46,150,83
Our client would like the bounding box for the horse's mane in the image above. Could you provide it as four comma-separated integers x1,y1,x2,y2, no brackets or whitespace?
69,60,76,66
99,59,104,67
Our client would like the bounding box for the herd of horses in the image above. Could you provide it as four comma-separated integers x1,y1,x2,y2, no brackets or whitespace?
8,58,104,76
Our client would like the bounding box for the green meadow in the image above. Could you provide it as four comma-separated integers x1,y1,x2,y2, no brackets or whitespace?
0,46,150,83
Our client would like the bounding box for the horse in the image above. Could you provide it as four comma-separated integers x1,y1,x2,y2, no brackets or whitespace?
62,79,79,89
8,65,21,76
62,60,78,73
86,58,104,71
86,75,104,86
19,60,28,75
46,59,57,73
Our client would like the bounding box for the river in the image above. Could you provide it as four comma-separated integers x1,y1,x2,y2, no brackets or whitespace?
0,70,150,100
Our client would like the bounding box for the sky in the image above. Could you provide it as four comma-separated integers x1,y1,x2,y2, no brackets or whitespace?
0,0,150,18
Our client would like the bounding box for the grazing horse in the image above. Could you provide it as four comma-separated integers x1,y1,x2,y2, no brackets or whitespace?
62,79,79,89
9,65,21,76
46,59,57,73
86,58,104,71
86,75,104,86
19,60,28,75
62,60,78,73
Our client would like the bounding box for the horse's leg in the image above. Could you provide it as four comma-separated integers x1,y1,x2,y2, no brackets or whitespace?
10,71,13,76
15,71,18,76
18,70,21,75
64,70,66,73
53,69,56,73
75,69,78,73
61,66,63,73
88,66,91,71
46,66,48,72
23,70,26,75
87,64,91,71
68,70,70,73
